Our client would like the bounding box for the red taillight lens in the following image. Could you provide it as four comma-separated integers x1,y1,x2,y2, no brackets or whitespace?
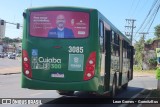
86,66,94,71
22,50,32,78
24,63,29,68
84,52,96,81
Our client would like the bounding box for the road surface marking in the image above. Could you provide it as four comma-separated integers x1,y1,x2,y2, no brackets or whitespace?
29,93,43,96
118,89,145,107
137,90,152,107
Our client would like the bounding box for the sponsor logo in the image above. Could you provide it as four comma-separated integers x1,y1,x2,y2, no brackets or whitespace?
78,31,85,35
51,73,64,78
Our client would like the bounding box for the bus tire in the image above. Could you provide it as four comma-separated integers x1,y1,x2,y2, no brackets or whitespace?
57,90,74,96
122,83,128,89
122,71,129,89
111,76,117,98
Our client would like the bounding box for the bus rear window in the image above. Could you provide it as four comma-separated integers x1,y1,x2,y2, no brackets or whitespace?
30,11,89,38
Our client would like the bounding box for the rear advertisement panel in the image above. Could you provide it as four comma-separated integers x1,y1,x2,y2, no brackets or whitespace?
30,11,89,38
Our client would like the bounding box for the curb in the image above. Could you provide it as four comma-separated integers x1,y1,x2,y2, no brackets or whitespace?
0,72,21,75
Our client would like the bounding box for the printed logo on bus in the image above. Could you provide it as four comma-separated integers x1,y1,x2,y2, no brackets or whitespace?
51,72,64,78
31,57,62,70
38,57,61,63
68,54,84,71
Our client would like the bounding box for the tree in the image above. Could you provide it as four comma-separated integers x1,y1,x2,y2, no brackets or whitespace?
134,36,144,69
2,37,12,43
154,24,160,38
145,38,154,44
145,38,153,44
2,37,21,43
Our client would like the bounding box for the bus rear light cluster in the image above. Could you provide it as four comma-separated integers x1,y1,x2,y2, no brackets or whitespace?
89,60,94,65
84,52,96,81
22,50,32,78
25,70,30,75
24,57,28,62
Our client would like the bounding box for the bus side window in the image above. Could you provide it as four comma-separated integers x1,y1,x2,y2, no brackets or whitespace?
115,33,120,56
111,31,120,57
115,33,119,45
111,31,114,55
111,31,114,43
123,41,128,58
114,33,117,44
127,44,131,59
99,20,104,52
123,41,126,58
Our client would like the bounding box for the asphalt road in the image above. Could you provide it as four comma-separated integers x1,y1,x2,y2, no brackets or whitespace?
0,58,20,69
0,74,157,105
0,58,158,107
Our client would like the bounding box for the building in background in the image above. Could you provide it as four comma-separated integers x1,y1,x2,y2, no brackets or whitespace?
143,39,160,70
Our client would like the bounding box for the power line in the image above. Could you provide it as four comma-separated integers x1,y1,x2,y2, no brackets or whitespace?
141,0,160,32
147,1,160,32
132,0,141,17
135,0,159,35
127,0,135,18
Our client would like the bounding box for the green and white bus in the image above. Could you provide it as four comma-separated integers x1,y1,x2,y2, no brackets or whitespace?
21,6,134,97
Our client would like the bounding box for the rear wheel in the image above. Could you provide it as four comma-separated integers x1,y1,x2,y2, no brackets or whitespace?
111,76,117,98
122,71,129,89
57,90,74,96
122,83,128,89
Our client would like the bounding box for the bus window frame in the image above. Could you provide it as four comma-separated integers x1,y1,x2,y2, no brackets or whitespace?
123,40,129,58
111,30,120,57
99,20,105,52
29,10,91,39
111,31,114,43
127,44,131,59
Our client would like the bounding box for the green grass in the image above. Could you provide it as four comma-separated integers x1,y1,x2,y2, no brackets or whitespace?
133,69,156,76
133,65,156,75
134,69,155,73
134,65,157,72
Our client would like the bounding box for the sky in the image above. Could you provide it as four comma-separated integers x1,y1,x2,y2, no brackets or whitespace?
0,0,160,43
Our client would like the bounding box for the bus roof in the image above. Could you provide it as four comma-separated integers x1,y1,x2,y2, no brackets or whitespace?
27,6,96,12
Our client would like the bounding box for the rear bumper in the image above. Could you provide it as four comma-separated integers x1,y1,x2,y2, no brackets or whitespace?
21,75,99,91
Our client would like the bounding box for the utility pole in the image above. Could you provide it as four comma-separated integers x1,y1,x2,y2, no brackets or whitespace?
139,32,148,53
125,19,136,45
139,32,148,41
139,32,148,71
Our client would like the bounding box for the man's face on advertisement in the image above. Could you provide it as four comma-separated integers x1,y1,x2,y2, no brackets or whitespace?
56,14,66,29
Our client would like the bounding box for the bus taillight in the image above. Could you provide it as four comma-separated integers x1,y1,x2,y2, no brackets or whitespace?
84,52,96,81
22,50,32,78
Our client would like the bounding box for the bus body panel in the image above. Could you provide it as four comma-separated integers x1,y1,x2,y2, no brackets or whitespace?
21,74,99,91
22,7,104,93
21,6,133,95
25,38,93,82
